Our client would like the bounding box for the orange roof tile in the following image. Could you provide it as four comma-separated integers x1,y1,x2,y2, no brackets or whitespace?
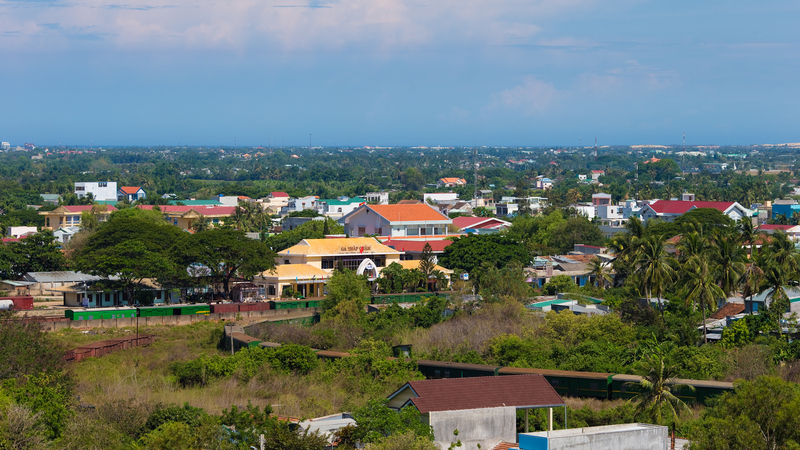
368,204,450,222
119,186,142,194
711,302,745,320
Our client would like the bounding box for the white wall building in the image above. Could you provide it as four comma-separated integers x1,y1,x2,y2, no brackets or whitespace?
338,204,451,238
74,182,118,201
364,192,390,205
423,193,459,203
7,226,38,238
0,142,10,151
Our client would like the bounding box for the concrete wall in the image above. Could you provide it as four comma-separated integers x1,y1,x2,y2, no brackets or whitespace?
429,406,516,450
519,424,668,450
39,307,318,332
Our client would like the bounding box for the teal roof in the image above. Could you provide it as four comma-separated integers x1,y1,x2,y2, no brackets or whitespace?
40,194,60,200
169,200,223,206
95,200,119,206
320,197,365,206
526,299,571,309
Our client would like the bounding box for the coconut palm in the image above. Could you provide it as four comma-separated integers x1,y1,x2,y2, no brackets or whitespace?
683,258,726,343
191,214,212,233
710,234,746,297
737,218,759,259
588,257,613,289
635,235,676,312
676,232,708,264
629,351,694,425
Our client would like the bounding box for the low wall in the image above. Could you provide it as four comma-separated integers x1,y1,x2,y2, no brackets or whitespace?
39,307,319,332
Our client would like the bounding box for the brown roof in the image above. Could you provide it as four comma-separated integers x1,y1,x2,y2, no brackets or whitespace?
711,302,745,320
406,374,564,413
397,199,422,205
369,204,450,222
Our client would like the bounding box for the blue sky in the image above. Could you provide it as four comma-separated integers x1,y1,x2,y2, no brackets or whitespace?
1,0,798,147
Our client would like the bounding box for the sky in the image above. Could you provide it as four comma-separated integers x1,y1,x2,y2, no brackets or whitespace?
1,0,799,147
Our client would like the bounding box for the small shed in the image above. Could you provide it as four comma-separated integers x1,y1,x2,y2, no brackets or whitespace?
387,375,565,450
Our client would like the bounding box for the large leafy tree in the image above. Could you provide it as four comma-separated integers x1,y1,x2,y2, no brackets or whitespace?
439,234,531,274
689,377,800,450
179,228,276,299
73,215,186,305
1,230,68,279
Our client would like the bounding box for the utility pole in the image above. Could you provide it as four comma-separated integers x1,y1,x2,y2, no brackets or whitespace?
473,147,478,208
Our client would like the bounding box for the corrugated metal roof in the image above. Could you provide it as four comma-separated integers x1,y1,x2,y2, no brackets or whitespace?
23,271,106,283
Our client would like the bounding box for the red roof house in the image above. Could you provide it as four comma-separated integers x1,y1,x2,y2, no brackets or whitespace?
339,204,452,238
452,216,511,232
639,200,750,223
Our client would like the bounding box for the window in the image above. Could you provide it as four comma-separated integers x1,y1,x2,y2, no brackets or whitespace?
338,208,342,213
155,291,162,300
444,371,451,378
590,382,599,391
284,260,290,265
99,182,107,187
322,259,334,269
420,228,428,235
75,186,84,191
407,227,419,236
358,227,366,237
550,380,560,386
376,228,382,235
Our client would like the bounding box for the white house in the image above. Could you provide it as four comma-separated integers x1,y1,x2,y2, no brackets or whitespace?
364,192,390,205
437,177,467,188
280,196,319,215
639,200,751,223
591,169,605,181
338,204,452,238
6,226,38,238
316,197,366,219
74,182,118,201
117,186,146,202
423,192,459,203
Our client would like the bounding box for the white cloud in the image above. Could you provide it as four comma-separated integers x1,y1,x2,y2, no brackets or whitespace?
0,0,601,52
488,77,562,115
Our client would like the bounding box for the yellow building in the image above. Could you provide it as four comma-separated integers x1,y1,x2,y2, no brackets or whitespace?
137,205,236,231
40,205,117,230
256,264,330,298
277,237,402,278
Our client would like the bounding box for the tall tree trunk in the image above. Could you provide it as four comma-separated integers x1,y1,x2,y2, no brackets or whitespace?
703,303,707,344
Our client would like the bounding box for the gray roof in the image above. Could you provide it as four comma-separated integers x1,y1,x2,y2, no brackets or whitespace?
0,280,36,287
23,271,107,283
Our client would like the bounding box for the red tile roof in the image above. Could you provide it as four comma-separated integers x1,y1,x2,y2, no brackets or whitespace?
137,205,236,215
452,216,510,230
759,224,795,231
647,200,736,215
405,374,564,413
382,239,453,253
119,186,142,194
62,205,117,213
711,302,745,320
368,204,450,222
270,192,290,198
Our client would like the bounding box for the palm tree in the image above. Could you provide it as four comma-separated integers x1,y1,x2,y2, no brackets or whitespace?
682,258,726,343
628,351,694,425
710,234,746,297
588,257,613,289
635,236,676,312
191,214,212,233
737,218,759,259
676,232,707,264
739,262,764,315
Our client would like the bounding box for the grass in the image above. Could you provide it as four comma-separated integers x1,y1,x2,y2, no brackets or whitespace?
61,321,407,419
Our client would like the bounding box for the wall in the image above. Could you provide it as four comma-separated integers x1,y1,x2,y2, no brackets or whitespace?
39,307,318,332
429,406,516,450
519,424,668,450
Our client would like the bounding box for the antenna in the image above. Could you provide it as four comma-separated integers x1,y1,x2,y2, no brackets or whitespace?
594,137,597,161
473,147,478,208
682,132,685,172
